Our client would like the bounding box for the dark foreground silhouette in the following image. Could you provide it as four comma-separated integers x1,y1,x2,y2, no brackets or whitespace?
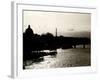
23,25,90,69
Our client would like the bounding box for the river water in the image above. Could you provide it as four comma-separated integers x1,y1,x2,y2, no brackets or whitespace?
25,46,90,69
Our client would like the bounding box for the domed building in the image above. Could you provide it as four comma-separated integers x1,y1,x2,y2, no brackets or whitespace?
24,25,34,38
25,25,34,35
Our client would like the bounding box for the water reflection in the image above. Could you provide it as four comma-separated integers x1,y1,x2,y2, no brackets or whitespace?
25,47,90,69
24,50,57,69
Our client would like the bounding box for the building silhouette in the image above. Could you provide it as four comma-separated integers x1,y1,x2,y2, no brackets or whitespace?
25,25,34,37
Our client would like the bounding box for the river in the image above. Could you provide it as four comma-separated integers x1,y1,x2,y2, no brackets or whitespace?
25,46,90,69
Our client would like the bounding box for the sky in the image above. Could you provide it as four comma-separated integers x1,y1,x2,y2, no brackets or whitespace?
23,10,91,37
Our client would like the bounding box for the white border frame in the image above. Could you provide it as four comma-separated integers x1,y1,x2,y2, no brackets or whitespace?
11,1,97,78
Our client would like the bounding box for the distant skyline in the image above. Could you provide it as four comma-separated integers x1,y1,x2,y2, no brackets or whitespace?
23,11,91,37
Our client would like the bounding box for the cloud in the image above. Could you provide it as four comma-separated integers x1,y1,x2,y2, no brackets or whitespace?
68,29,74,31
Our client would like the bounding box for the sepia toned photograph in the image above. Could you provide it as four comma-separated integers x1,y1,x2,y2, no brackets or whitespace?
23,10,91,69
